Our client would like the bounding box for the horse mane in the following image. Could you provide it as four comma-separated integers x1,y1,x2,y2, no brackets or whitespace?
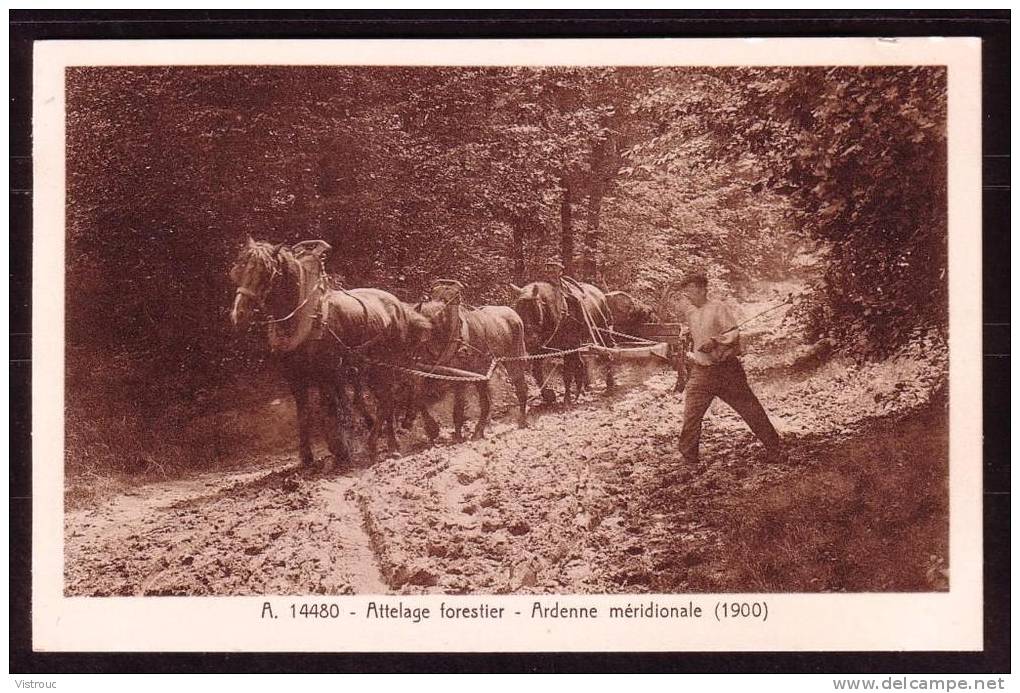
406,304,433,335
238,241,332,292
237,240,282,274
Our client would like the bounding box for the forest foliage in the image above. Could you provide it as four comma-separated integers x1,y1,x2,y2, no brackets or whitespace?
64,65,947,469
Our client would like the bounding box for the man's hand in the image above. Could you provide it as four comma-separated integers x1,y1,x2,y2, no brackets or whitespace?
697,337,718,353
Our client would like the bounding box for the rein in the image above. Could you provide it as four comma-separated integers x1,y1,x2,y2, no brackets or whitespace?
519,286,567,351
560,276,611,348
256,285,320,325
237,252,327,327
235,249,329,354
418,293,467,369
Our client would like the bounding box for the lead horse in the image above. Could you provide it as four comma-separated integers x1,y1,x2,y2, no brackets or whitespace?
229,238,429,471
510,278,615,403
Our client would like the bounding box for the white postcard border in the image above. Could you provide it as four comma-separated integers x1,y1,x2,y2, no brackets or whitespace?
31,37,983,653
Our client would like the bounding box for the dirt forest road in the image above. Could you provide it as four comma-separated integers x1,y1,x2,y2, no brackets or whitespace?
65,293,950,596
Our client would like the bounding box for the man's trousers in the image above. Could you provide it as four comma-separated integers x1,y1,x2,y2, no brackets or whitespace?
678,358,782,462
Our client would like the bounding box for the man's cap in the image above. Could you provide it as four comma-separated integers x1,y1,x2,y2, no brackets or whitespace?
678,270,709,288
544,259,565,270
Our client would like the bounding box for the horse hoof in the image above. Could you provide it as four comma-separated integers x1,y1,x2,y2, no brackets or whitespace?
471,431,485,441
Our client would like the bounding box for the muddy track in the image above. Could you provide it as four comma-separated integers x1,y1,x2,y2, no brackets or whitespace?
65,463,388,596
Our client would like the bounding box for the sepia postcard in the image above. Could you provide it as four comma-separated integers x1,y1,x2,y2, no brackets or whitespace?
32,37,982,653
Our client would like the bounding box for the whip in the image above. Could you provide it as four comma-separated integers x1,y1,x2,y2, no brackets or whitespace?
697,292,796,353
719,292,795,336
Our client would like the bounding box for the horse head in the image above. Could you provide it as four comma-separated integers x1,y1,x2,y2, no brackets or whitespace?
415,288,462,360
229,237,331,332
510,281,561,351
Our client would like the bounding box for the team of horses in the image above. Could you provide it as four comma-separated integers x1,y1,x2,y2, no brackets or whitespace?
229,238,663,471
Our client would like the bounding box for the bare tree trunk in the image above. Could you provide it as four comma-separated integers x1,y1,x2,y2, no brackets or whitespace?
510,219,526,284
584,187,603,282
560,178,574,276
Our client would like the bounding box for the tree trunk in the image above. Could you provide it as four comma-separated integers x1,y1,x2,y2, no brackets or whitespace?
584,187,603,283
560,178,574,276
510,218,526,284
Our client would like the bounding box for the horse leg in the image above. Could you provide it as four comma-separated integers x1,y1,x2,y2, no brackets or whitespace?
534,360,556,404
452,385,467,442
564,354,582,404
471,381,491,440
289,377,315,467
381,376,401,454
562,357,572,404
603,353,616,392
509,364,529,429
419,402,441,441
322,380,352,474
351,375,375,429
405,376,440,440
364,376,384,465
399,378,417,430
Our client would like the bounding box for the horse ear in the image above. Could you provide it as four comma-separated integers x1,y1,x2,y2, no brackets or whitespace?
246,235,256,248
292,239,332,258
508,282,523,295
272,243,285,256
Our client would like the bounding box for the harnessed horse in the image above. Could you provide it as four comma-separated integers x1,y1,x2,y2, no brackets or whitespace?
509,278,616,403
229,238,429,470
411,280,529,441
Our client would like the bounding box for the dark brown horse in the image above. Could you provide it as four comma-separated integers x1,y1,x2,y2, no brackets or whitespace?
509,279,615,403
229,238,429,470
606,289,690,390
605,290,660,335
411,282,529,440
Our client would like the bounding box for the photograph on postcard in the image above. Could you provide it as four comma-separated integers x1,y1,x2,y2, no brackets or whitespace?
32,37,983,653
60,62,952,596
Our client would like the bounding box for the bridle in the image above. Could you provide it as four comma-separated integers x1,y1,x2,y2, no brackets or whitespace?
417,293,465,364
234,285,260,301
518,285,568,351
235,252,326,327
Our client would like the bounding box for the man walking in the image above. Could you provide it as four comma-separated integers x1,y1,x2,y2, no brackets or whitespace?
676,272,787,465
